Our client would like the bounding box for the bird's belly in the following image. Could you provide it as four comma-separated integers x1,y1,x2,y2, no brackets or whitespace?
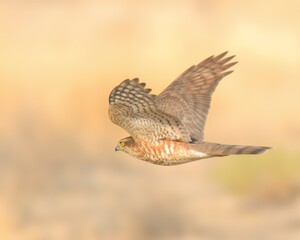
139,141,209,166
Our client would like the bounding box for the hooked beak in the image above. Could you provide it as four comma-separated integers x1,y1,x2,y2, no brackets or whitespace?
115,145,120,152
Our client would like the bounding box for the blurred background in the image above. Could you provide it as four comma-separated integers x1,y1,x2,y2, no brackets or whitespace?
0,0,300,239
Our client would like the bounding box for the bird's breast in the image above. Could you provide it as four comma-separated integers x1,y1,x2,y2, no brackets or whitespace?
136,140,208,165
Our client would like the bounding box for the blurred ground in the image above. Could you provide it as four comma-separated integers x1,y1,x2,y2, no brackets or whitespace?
0,0,300,239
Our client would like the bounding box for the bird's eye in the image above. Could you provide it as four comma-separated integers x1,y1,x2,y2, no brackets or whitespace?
119,141,125,148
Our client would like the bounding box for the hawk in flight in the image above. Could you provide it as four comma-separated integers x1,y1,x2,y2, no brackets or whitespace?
109,52,270,165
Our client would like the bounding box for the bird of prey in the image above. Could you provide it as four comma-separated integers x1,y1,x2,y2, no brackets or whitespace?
109,52,270,166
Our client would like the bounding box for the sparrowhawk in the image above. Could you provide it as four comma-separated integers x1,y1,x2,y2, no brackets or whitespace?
108,52,271,165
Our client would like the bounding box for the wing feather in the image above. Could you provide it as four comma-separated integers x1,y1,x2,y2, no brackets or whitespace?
109,78,191,143
155,52,237,142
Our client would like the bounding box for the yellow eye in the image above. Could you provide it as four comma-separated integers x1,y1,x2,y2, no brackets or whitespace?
119,141,125,148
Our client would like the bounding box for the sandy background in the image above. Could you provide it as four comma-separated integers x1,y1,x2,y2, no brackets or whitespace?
0,0,300,239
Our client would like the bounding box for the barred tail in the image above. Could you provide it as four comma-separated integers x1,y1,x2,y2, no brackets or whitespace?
194,141,271,156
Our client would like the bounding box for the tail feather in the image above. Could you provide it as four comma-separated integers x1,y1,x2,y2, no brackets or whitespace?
194,142,271,156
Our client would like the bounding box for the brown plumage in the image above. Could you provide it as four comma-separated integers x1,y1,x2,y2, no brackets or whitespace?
109,52,271,166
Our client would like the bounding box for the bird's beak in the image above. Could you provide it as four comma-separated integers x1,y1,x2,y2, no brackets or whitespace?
115,145,120,152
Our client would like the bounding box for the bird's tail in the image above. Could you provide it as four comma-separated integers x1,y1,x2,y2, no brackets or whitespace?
193,141,271,156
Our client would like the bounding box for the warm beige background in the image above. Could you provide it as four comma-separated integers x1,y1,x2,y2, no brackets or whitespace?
0,0,299,239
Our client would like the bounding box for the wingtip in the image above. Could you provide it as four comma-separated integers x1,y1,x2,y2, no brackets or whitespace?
120,79,130,85
127,78,149,89
144,88,152,93
203,51,236,65
224,61,238,69
221,51,229,56
214,51,229,61
132,78,139,83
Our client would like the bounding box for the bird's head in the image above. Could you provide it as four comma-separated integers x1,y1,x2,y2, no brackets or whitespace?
115,136,135,154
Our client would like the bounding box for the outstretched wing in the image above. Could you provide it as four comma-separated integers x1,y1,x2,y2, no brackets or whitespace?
155,52,237,142
109,78,191,143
